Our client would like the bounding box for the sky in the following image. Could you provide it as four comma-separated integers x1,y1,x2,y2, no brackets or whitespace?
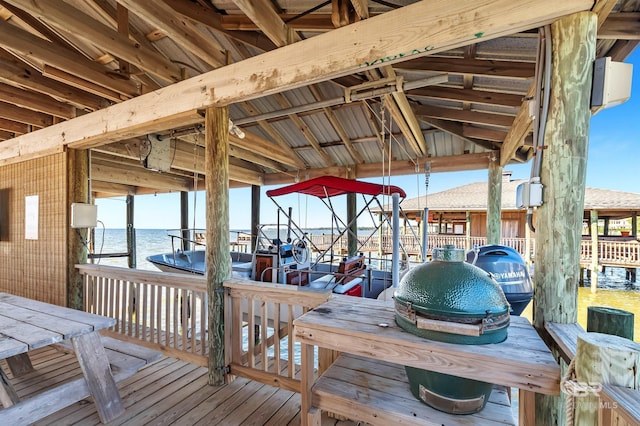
96,48,640,230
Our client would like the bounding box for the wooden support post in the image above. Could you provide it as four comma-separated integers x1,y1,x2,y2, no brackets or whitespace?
590,210,599,293
632,212,637,237
465,211,471,252
603,218,610,236
525,218,532,266
347,192,357,257
377,212,383,258
587,306,634,340
533,12,596,425
67,148,89,310
573,333,640,425
126,194,136,268
205,106,231,386
251,185,260,253
180,191,189,251
487,158,502,245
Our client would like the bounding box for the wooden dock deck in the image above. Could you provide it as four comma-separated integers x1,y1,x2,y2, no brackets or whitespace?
2,346,357,426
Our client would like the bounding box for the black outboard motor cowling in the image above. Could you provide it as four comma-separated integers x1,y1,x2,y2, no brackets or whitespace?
466,245,533,315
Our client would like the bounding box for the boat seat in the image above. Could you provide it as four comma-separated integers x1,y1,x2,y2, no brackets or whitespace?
336,255,366,284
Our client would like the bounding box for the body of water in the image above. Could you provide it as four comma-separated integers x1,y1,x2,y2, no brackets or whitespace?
94,228,640,342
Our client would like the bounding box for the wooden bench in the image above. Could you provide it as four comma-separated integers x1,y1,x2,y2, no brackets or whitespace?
546,322,640,425
312,353,516,426
0,335,162,425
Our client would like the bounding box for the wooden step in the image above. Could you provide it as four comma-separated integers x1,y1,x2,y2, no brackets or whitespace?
312,353,516,426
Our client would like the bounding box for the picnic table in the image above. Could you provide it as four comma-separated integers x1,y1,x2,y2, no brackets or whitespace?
0,292,125,424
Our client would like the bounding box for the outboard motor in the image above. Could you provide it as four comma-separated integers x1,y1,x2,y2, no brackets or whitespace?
466,245,533,315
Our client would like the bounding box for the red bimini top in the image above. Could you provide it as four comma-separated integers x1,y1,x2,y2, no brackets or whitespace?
266,176,406,199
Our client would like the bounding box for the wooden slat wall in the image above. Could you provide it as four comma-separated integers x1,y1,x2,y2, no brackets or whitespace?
0,153,68,305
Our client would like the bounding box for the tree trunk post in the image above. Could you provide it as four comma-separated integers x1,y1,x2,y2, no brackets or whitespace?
180,191,189,251
487,158,502,245
67,148,90,310
251,185,260,253
205,106,230,386
533,12,596,425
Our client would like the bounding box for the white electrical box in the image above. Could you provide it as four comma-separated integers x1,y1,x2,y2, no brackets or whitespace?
144,134,172,172
591,57,633,109
516,181,543,209
71,203,98,228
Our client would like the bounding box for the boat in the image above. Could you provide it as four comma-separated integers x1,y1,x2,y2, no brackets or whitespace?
147,176,416,299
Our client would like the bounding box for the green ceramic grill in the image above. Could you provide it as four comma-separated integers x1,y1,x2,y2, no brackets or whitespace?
394,245,510,414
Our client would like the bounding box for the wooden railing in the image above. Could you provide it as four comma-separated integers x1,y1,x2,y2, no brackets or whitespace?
77,264,334,392
77,264,209,366
224,279,332,392
580,239,640,267
307,233,535,259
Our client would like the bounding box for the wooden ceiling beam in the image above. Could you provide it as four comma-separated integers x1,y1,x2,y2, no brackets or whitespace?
92,156,193,192
230,129,301,169
407,86,525,108
42,66,124,104
598,13,640,40
0,100,51,127
0,20,139,97
462,125,508,142
118,0,227,69
0,82,75,119
0,117,27,134
94,138,264,187
0,0,593,163
387,69,428,156
500,83,535,166
262,152,495,186
413,104,514,128
395,57,536,80
233,0,301,47
0,50,108,111
91,181,136,197
4,0,182,83
418,116,498,151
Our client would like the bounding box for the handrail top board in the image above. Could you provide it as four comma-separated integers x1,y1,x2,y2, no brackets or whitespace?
295,296,560,395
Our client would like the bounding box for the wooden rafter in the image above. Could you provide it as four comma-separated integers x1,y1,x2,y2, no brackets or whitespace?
117,0,227,69
3,0,182,83
413,104,515,128
396,57,536,80
262,152,495,186
0,0,594,165
0,100,51,127
239,100,307,169
0,82,75,119
0,49,108,111
274,93,335,167
500,82,535,166
0,20,139,97
308,85,364,164
418,116,498,151
407,86,524,108
233,0,301,47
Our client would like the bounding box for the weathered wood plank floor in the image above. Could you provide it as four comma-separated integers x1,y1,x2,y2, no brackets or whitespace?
1,347,360,426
